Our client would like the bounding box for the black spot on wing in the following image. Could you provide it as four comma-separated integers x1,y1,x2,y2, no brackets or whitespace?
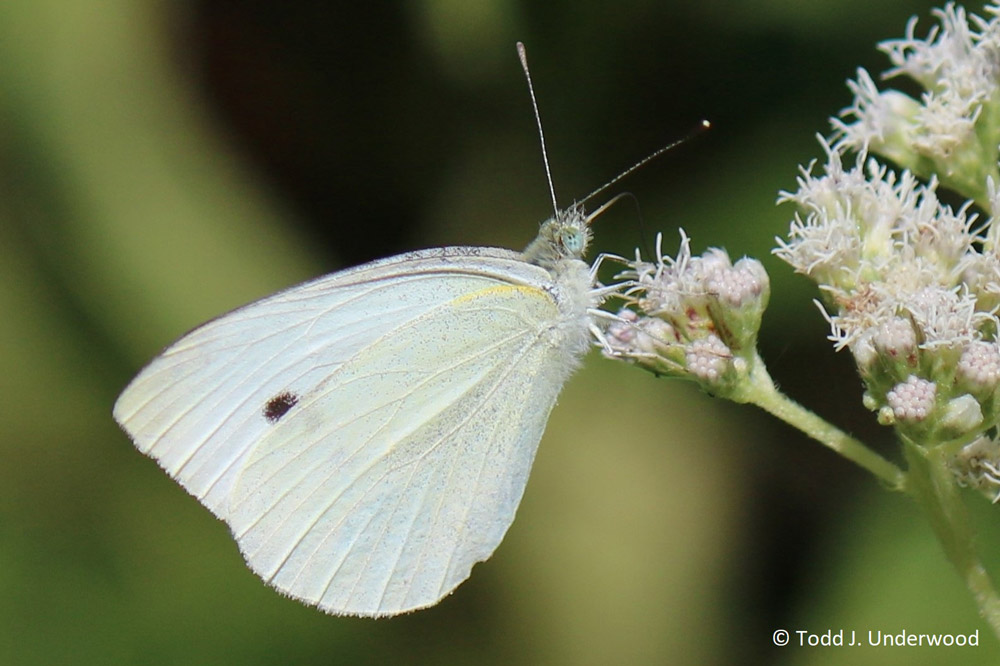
263,391,299,423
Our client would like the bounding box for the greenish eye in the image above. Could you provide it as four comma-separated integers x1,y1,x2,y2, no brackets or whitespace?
561,228,585,254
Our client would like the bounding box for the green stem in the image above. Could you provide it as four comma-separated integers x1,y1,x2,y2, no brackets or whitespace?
736,353,1000,635
707,351,1000,635
734,352,906,489
641,345,1000,632
903,440,1000,641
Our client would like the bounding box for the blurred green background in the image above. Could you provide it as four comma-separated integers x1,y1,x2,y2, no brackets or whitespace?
2,0,999,663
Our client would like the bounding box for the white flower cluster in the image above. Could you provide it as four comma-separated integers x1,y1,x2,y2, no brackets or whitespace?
958,340,1000,390
952,436,1000,502
886,375,938,422
833,2,1000,203
685,335,732,382
776,143,976,294
604,232,769,392
776,142,991,355
777,3,1000,448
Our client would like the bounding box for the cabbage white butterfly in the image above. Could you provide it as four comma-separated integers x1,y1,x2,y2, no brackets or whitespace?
114,43,623,616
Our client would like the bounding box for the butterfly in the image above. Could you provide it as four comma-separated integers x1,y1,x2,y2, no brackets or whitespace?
113,200,609,616
112,43,633,617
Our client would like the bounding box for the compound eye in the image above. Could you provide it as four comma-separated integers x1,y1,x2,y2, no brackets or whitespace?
560,228,584,254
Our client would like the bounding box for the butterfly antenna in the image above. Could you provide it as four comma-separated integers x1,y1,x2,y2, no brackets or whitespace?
580,119,712,206
517,42,560,217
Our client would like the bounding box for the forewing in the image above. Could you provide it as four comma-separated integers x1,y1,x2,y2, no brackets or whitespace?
229,277,572,616
113,247,575,615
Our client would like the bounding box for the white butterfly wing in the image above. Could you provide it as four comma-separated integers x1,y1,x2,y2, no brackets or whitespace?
114,247,591,616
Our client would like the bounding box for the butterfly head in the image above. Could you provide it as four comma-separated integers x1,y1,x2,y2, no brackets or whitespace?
523,203,593,268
